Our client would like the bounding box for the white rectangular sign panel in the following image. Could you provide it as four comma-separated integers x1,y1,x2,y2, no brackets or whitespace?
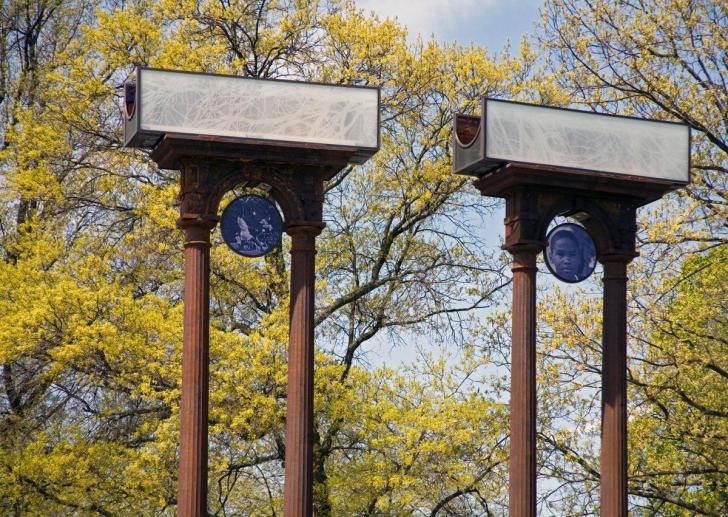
125,68,380,152
453,99,690,184
484,100,690,182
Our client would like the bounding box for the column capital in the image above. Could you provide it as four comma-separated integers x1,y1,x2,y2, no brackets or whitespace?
176,157,330,236
501,188,546,252
599,254,634,266
504,243,544,257
176,217,218,247
507,245,542,275
286,223,325,238
287,225,324,255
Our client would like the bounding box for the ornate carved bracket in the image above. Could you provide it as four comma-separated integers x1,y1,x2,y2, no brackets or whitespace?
177,158,335,236
475,179,640,263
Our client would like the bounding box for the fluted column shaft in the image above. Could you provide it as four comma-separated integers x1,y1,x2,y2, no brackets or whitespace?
177,220,214,517
284,227,320,517
601,259,629,517
508,246,540,517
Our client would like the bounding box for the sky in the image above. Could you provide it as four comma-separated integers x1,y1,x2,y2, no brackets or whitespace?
347,1,561,369
352,0,544,252
352,0,545,253
354,0,542,51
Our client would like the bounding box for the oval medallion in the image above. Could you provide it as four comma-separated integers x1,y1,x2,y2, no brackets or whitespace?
221,195,283,257
544,223,597,283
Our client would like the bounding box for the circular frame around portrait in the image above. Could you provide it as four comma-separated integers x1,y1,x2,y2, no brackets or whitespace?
544,223,597,283
220,195,283,258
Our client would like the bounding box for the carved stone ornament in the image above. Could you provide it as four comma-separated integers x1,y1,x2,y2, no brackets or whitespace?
176,157,332,235
473,165,644,262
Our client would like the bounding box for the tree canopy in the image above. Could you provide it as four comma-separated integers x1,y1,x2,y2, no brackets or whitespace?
534,0,727,513
0,0,725,514
0,0,553,514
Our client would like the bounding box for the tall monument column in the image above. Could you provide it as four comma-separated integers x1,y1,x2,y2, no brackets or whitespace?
506,245,541,517
176,218,216,516
284,225,323,517
600,257,631,517
123,67,379,515
454,98,688,516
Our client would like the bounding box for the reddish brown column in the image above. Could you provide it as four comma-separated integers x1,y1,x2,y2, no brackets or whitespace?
600,258,629,517
508,246,540,517
283,226,321,517
177,219,215,517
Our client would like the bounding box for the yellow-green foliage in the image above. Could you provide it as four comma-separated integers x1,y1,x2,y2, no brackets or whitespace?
630,246,728,515
1,0,723,514
541,0,727,247
530,1,727,513
0,0,552,514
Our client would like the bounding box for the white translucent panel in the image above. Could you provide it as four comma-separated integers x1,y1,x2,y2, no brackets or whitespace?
139,69,378,148
485,100,689,182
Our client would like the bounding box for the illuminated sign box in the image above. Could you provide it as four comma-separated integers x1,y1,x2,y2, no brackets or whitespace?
124,68,380,165
453,99,690,185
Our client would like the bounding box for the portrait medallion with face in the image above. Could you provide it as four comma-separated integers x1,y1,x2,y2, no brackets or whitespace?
544,223,597,283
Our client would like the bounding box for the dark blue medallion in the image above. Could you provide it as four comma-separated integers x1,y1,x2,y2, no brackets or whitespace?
221,195,283,257
544,223,597,283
